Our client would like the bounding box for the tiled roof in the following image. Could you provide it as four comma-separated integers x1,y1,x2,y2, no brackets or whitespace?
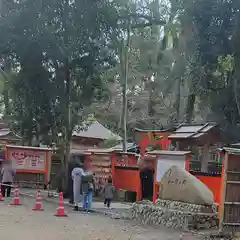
0,121,8,129
110,142,136,151
147,150,191,155
0,128,21,139
72,121,122,140
135,128,172,133
168,123,217,140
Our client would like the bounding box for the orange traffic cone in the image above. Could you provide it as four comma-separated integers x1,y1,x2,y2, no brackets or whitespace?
54,192,67,217
0,185,4,201
32,190,44,211
11,187,21,206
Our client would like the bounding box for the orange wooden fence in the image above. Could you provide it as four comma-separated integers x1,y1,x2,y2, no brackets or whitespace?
114,166,141,200
83,150,223,205
193,173,221,205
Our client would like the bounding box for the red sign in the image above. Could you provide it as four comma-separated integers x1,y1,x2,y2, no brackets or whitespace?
8,148,46,172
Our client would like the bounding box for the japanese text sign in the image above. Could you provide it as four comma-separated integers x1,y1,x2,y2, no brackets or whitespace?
8,148,46,172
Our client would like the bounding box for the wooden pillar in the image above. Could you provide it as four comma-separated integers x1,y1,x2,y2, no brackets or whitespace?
201,143,209,172
136,174,142,201
219,152,228,231
176,142,180,150
111,152,116,186
152,157,158,203
45,151,51,184
185,154,190,171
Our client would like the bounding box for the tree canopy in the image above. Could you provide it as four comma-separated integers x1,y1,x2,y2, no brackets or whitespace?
1,0,240,147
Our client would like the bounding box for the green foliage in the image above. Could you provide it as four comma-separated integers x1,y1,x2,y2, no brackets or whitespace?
0,0,119,145
152,144,162,150
218,55,235,73
168,0,240,141
1,0,240,148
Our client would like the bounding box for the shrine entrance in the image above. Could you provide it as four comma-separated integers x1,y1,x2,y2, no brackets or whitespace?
140,168,154,200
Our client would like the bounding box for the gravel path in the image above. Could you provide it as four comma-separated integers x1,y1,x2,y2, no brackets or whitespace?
0,196,197,240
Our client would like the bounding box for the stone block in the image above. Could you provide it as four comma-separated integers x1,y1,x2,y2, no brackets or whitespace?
117,189,126,201
159,165,214,205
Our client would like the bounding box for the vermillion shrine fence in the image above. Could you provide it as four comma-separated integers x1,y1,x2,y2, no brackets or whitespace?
111,153,142,200
191,171,222,205
110,152,222,205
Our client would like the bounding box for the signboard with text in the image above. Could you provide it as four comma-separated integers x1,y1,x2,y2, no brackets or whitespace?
156,156,186,182
5,145,51,175
8,148,46,172
5,145,51,184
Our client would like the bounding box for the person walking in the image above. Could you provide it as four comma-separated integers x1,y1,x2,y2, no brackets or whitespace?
103,177,115,209
1,160,16,198
71,163,84,211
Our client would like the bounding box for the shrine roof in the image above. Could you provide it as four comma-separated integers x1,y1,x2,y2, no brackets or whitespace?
147,150,191,156
84,148,114,154
84,143,138,154
110,142,137,151
220,147,240,154
0,128,21,139
134,127,173,133
73,121,122,140
168,123,218,140
0,120,9,129
230,143,240,148
5,145,51,151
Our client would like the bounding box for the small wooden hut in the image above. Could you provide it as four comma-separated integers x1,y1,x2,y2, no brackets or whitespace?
168,123,222,172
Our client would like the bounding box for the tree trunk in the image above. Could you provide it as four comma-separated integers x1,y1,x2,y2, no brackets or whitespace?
173,79,181,122
122,21,131,152
147,0,160,127
62,58,71,192
232,14,240,117
148,83,155,117
1,60,11,118
185,94,195,124
185,80,196,124
61,0,71,192
35,122,40,147
20,123,25,145
3,87,9,117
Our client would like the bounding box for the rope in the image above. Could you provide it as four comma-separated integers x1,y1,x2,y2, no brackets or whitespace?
0,183,16,188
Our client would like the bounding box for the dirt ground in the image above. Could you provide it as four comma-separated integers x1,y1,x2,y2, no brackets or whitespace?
0,196,199,240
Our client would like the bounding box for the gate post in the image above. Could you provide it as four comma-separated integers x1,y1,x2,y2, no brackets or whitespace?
111,152,116,185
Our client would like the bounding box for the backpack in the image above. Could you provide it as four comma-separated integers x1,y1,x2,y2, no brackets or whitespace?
81,173,93,193
81,173,93,183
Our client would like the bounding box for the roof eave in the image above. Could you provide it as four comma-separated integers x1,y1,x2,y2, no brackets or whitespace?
72,135,122,141
168,136,193,140
134,128,173,133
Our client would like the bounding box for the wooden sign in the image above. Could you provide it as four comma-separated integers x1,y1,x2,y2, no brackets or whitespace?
5,145,51,183
9,148,46,172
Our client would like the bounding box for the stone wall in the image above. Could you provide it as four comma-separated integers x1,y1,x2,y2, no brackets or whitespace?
131,200,219,230
155,199,218,213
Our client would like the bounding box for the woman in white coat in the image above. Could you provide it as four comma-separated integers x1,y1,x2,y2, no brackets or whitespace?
71,164,84,211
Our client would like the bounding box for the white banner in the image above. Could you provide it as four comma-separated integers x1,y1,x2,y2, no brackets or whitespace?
8,148,46,172
156,158,185,182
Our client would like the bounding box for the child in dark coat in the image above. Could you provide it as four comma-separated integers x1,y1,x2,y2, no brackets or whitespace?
103,177,115,209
